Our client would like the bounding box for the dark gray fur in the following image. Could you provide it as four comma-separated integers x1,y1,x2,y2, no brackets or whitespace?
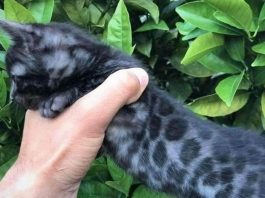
1,21,265,198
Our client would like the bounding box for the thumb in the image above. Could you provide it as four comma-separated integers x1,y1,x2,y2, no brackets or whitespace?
69,68,149,128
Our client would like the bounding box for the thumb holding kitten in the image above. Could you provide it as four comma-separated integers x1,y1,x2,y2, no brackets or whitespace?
0,68,149,198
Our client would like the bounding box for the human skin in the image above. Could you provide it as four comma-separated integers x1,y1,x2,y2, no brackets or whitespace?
0,68,149,198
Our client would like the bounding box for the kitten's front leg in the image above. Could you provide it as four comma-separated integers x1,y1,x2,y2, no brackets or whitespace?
39,88,79,118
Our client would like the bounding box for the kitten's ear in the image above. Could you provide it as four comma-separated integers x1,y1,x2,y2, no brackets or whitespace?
0,20,30,43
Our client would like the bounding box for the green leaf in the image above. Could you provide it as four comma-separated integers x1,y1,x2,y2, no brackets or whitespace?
181,32,224,65
252,54,265,67
106,156,132,196
0,74,7,107
261,91,265,119
252,42,265,54
0,155,17,180
182,28,207,41
132,185,174,198
105,180,131,196
0,51,6,69
0,132,10,145
136,37,152,57
72,0,85,10
204,0,253,31
176,1,237,35
10,103,25,127
0,9,5,20
78,181,124,198
258,3,265,31
125,0,159,23
135,20,169,32
107,0,133,54
174,62,216,77
168,79,192,102
176,22,196,36
171,53,217,77
148,55,158,68
225,37,245,62
261,114,265,131
0,144,18,166
61,0,88,26
238,78,251,90
107,157,128,181
0,31,11,50
188,91,249,117
0,103,11,119
88,4,109,27
213,11,243,30
161,29,179,44
259,3,265,23
4,0,36,23
215,71,245,106
234,98,263,132
28,0,54,23
198,53,240,74
78,157,124,198
84,156,111,182
253,67,265,85
245,0,264,32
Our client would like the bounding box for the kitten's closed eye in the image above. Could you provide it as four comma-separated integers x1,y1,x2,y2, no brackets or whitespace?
11,74,50,97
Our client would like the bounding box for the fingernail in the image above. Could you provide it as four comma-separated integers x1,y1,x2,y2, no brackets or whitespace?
128,68,149,90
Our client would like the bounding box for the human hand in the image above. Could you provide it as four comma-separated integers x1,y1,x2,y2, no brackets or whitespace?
0,68,149,198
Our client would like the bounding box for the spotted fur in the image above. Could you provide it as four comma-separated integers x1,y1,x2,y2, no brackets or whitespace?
1,21,265,198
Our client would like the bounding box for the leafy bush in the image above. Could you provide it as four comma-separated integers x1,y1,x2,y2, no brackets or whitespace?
0,0,264,197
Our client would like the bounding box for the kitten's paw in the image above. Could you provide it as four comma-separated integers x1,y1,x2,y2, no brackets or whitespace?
40,95,68,118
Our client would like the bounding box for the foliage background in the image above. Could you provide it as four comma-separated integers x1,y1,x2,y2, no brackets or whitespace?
0,0,265,197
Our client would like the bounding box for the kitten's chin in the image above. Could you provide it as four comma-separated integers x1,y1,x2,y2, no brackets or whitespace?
13,95,41,110
23,103,39,110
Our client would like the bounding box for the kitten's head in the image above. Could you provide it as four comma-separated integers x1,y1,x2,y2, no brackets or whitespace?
0,21,99,109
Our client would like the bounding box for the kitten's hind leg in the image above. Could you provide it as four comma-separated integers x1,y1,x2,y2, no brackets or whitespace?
39,88,79,118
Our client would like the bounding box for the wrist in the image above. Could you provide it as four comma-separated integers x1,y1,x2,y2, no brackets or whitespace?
0,163,79,198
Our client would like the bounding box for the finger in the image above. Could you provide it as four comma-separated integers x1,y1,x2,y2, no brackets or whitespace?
69,68,149,128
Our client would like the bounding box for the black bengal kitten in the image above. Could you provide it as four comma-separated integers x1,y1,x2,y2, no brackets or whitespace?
0,21,265,198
